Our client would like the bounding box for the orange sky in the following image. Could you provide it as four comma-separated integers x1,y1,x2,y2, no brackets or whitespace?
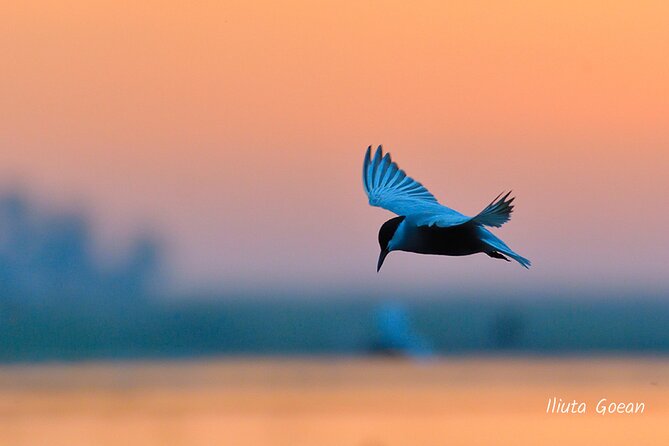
1,1,668,292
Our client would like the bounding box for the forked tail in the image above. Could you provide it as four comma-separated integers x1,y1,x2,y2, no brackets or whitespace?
478,227,531,269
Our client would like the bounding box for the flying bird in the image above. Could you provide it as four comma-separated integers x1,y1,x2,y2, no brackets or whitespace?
363,145,531,271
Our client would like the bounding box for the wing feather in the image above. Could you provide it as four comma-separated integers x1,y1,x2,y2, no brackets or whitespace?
362,145,471,227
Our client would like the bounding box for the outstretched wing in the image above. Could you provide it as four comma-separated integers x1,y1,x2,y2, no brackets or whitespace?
362,145,471,227
472,191,515,228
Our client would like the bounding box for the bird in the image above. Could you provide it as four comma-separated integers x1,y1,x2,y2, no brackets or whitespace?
363,145,531,272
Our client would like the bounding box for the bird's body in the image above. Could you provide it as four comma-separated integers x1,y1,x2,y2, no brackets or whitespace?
364,146,530,271
390,217,485,256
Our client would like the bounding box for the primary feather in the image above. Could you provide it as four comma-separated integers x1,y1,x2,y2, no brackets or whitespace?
472,191,515,228
363,146,471,228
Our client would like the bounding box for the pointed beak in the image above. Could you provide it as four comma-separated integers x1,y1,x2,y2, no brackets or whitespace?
377,248,389,272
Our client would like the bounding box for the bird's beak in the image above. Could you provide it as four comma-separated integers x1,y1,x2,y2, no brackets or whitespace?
377,248,389,272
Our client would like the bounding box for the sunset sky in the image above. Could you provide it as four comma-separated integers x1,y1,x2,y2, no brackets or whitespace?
1,1,668,294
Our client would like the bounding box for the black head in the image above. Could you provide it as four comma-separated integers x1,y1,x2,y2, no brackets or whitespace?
377,216,405,272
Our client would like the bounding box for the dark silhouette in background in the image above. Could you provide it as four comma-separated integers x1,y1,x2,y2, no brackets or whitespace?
0,191,161,303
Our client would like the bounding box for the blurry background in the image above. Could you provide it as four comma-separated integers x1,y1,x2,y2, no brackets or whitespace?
1,0,668,360
1,1,669,445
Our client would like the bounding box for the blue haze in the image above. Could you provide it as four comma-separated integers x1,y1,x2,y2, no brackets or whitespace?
0,192,668,363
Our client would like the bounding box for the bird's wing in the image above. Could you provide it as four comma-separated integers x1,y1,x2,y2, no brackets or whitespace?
471,191,515,228
363,146,471,227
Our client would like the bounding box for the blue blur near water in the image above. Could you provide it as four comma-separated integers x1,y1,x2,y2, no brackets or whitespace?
3,293,669,363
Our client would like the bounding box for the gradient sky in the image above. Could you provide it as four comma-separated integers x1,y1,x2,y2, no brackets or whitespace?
1,1,668,294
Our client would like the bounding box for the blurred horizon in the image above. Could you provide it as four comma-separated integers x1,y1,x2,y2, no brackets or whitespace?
1,186,667,298
0,189,667,363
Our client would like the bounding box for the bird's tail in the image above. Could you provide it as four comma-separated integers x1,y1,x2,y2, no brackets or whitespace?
477,227,531,269
473,191,514,228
